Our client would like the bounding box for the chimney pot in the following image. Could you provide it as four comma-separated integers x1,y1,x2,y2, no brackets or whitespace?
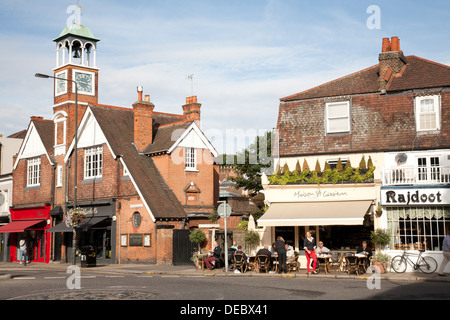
144,95,150,102
391,36,400,51
137,86,143,101
382,38,391,52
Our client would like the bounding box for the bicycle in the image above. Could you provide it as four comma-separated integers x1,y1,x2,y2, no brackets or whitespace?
391,249,438,274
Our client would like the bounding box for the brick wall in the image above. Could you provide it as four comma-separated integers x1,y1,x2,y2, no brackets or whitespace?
12,155,53,207
152,147,218,210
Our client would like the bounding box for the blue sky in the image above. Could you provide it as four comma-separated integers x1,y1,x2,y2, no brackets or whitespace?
1,0,449,153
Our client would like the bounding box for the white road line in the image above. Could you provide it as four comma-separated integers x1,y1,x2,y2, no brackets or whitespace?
44,276,66,279
13,277,36,280
105,275,125,278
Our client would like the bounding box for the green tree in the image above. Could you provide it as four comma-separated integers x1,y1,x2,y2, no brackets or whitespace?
189,229,206,254
222,131,273,196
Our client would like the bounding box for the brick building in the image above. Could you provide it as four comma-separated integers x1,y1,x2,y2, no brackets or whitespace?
1,19,219,265
259,37,450,271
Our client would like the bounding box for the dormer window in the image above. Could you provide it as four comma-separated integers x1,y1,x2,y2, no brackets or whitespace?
415,95,440,132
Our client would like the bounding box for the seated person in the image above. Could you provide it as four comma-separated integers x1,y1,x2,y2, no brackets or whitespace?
205,241,221,270
285,244,295,263
356,241,373,271
316,241,330,256
232,245,248,269
256,245,272,258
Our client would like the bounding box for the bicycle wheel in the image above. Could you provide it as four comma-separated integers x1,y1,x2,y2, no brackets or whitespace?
391,256,407,273
418,256,438,274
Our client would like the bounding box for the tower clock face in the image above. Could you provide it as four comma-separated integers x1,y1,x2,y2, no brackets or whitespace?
74,71,94,94
55,71,67,95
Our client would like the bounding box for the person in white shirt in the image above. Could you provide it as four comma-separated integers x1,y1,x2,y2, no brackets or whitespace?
19,237,27,264
316,241,330,256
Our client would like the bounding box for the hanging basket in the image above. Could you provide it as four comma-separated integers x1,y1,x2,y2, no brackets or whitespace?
65,208,87,228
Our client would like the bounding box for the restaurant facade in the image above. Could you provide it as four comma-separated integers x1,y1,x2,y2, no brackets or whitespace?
259,154,382,260
258,36,450,272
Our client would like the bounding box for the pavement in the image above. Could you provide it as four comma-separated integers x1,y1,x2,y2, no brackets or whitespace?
0,261,449,283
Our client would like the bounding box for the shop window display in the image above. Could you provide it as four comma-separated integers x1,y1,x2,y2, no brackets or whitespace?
387,207,449,251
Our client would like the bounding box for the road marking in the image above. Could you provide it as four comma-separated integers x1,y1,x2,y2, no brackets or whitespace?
13,277,36,280
161,275,180,278
105,275,125,278
44,276,66,279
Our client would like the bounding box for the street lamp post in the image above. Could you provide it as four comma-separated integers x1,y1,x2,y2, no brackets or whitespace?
35,73,78,266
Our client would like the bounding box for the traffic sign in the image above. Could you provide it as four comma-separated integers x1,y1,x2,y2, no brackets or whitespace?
217,203,232,218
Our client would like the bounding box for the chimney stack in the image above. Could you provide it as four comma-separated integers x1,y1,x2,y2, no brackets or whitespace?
132,87,155,152
378,36,406,91
182,96,201,127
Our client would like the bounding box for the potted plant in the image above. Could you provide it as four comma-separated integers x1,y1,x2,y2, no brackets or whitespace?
370,228,390,252
375,205,383,217
244,230,260,255
189,229,207,269
371,253,390,274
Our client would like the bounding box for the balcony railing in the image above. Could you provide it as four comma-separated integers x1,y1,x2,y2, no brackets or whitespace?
382,165,450,186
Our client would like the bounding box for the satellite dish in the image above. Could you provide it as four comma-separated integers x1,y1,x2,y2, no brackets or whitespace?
395,153,407,164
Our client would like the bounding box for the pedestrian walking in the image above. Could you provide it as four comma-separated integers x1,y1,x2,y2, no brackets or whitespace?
19,237,27,264
438,230,450,276
304,231,317,274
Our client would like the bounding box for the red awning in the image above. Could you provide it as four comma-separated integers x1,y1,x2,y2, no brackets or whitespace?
0,220,45,233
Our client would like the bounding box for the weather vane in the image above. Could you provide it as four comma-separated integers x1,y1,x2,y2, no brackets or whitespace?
187,74,194,96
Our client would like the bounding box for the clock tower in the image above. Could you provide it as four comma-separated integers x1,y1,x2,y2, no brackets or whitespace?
51,10,100,155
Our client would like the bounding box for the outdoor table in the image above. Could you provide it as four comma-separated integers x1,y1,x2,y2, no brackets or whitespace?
196,253,210,270
355,253,370,273
271,254,278,273
247,256,257,271
316,254,332,274
344,253,368,275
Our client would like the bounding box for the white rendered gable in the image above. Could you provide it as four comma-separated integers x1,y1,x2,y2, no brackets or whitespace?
14,123,51,169
168,122,218,157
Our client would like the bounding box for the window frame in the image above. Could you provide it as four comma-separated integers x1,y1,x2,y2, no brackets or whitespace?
27,157,41,187
325,101,351,134
185,147,197,171
415,95,440,132
84,145,103,179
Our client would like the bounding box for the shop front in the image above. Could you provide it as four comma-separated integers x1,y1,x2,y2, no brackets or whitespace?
48,201,116,265
0,205,52,263
381,186,450,251
258,180,380,254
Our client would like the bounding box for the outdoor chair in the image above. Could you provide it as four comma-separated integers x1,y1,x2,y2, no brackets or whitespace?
232,253,247,273
287,252,300,272
328,252,343,272
316,256,329,274
345,255,359,275
255,255,270,273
